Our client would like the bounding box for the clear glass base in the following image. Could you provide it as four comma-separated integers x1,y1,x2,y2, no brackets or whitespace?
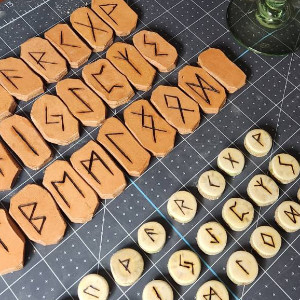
227,0,300,55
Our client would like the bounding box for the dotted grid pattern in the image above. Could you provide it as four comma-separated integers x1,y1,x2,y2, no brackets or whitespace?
0,0,299,299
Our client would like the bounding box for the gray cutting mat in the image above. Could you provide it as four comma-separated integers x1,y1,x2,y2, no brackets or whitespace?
0,0,299,299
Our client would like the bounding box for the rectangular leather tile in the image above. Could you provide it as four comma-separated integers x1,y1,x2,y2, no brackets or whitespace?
150,85,200,134
133,30,178,72
82,58,134,108
178,65,226,114
123,99,176,157
70,7,114,52
97,117,151,176
9,184,66,246
30,95,80,146
20,37,68,83
56,78,106,127
0,57,44,101
70,140,127,199
45,23,92,68
0,85,16,122
43,160,99,223
0,115,52,170
198,48,246,93
91,0,138,36
107,42,156,91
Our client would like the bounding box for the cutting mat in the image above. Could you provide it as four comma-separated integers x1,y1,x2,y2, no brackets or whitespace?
0,0,299,299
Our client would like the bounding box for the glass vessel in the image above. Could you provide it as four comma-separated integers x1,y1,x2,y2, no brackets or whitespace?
227,0,300,55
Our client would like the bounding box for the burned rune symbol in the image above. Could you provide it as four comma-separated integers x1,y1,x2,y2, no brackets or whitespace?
152,287,163,300
144,228,158,242
235,260,249,275
205,228,219,244
252,133,263,146
98,3,118,25
164,94,194,124
12,126,39,156
18,202,46,234
68,87,94,113
174,199,193,215
0,69,22,89
28,52,57,70
113,48,141,75
261,233,275,248
143,34,168,56
284,205,300,224
119,258,131,273
74,12,107,42
278,156,295,175
80,150,114,184
203,286,222,300
51,171,85,208
105,132,132,163
91,65,123,93
229,201,249,221
254,177,272,194
179,254,194,275
45,106,65,131
223,152,239,169
207,175,220,188
131,105,167,143
0,238,9,252
60,31,80,48
83,285,100,298
186,73,220,105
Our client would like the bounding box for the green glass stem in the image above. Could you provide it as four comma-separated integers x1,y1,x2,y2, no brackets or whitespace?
256,0,291,28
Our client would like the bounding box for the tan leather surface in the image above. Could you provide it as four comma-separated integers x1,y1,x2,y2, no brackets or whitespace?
198,48,246,93
107,42,156,91
56,78,106,127
0,141,21,191
91,0,138,36
45,23,92,68
0,115,52,170
20,37,68,83
31,94,80,146
0,85,16,121
82,58,134,108
70,7,114,52
0,209,25,276
43,160,99,223
9,184,66,246
70,140,127,199
178,65,226,114
151,85,200,134
123,99,176,157
97,117,151,176
133,30,178,72
0,57,44,101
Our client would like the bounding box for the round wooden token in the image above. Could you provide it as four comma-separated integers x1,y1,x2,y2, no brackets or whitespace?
244,129,272,157
197,170,226,200
196,280,229,300
275,201,300,232
250,226,281,258
110,248,144,286
217,148,245,176
196,221,227,255
226,251,258,285
269,153,299,184
222,198,254,231
168,250,201,286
